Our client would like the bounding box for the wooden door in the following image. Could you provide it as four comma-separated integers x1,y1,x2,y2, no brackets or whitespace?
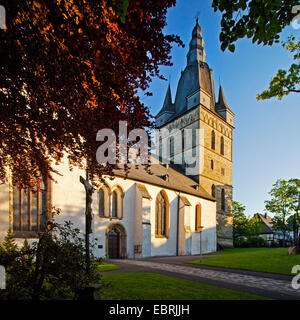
108,229,119,258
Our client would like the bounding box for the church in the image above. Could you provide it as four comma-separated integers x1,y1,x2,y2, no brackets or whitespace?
0,20,234,259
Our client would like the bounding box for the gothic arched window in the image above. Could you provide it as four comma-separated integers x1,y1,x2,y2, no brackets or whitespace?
13,179,48,235
220,136,224,155
155,191,169,237
211,184,215,198
98,183,110,217
99,188,105,216
195,204,201,232
111,190,118,218
221,188,225,211
211,130,215,150
110,185,124,218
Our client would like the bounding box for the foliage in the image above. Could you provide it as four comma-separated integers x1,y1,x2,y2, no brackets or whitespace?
234,236,268,248
247,215,263,237
0,0,182,188
232,201,262,241
232,201,247,238
257,36,300,100
111,0,129,23
265,179,300,247
211,0,297,52
212,0,299,100
0,212,101,300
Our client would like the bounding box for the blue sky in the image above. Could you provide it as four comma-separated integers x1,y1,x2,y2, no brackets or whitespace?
142,0,300,218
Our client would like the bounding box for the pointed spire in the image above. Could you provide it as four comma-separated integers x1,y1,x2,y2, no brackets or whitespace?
156,84,174,118
186,19,205,65
163,84,172,110
218,85,228,108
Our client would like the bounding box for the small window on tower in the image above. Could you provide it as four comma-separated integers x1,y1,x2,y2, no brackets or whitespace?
220,136,224,155
211,160,214,170
211,130,215,150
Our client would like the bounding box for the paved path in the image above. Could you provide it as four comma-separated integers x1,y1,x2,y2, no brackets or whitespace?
107,258,300,300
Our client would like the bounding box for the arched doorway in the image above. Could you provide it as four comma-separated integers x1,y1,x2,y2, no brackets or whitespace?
106,223,127,259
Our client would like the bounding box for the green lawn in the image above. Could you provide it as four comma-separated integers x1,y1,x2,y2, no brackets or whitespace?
97,272,268,300
94,262,121,272
188,248,300,275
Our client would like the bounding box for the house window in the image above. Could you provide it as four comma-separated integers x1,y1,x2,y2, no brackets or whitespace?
211,130,215,150
155,191,169,237
211,184,215,197
111,190,118,218
221,189,225,211
13,180,48,236
195,204,201,232
220,136,224,155
221,168,225,175
211,160,214,170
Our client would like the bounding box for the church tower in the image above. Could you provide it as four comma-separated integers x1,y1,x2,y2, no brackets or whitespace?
155,20,235,248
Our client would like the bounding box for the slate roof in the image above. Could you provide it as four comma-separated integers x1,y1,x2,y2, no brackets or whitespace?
111,159,215,202
156,84,175,118
216,85,228,109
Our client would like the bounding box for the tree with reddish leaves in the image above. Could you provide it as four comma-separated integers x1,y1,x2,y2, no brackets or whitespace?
0,0,182,189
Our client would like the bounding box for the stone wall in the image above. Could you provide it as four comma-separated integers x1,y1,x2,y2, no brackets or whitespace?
157,104,234,248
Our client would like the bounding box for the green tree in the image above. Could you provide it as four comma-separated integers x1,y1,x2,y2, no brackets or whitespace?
212,0,299,100
285,178,300,248
212,0,297,51
247,215,263,237
232,201,248,239
265,179,294,247
232,201,262,239
257,36,300,100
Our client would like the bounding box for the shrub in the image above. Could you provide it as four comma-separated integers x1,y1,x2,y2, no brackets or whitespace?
0,211,101,300
234,236,268,248
270,240,280,248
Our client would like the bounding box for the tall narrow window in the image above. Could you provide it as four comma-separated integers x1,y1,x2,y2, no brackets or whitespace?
13,180,48,236
112,191,118,217
211,184,215,198
221,189,225,211
211,160,214,170
99,189,105,216
195,204,201,232
155,191,169,237
211,130,215,150
220,136,224,155
192,129,197,157
182,129,185,166
169,136,175,163
159,136,163,162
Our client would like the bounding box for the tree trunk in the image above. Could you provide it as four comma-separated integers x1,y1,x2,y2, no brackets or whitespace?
32,236,45,300
80,174,95,281
283,231,286,247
